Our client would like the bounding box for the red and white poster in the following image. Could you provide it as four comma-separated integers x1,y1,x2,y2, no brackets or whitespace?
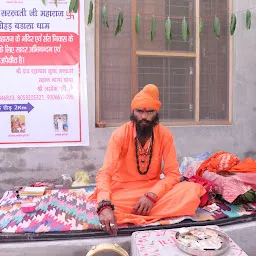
0,0,89,147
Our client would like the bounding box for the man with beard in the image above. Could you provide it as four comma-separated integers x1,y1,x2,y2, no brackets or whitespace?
90,84,206,235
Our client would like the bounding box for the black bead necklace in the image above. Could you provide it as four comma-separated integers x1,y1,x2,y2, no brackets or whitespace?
135,134,154,175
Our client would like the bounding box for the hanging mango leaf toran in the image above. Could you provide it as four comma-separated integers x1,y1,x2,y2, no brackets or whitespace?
87,0,93,24
230,13,236,36
151,15,157,41
213,15,220,39
73,0,78,13
43,1,254,41
199,17,204,34
246,10,252,30
102,5,109,28
165,16,172,44
182,16,189,42
136,13,141,34
69,0,79,14
115,10,124,36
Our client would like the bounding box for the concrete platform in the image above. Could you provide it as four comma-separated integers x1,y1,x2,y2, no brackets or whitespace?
0,222,255,256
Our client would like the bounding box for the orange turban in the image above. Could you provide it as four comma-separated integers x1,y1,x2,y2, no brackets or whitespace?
131,84,161,111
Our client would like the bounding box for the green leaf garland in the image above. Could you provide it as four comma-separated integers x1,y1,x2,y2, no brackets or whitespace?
87,0,93,24
115,10,124,36
230,13,236,36
136,13,141,34
213,15,220,39
199,18,204,34
182,17,189,42
102,5,109,28
151,15,157,41
73,0,78,13
165,16,172,44
246,10,252,30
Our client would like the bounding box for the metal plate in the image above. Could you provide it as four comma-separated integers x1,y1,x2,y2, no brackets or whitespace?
174,227,230,256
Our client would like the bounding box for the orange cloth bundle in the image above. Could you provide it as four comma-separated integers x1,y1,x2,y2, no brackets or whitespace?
196,151,240,176
230,158,256,173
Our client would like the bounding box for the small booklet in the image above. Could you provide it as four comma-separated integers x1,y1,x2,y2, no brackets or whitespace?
19,186,46,196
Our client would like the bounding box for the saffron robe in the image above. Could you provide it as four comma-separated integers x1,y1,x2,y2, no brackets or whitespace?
90,122,206,225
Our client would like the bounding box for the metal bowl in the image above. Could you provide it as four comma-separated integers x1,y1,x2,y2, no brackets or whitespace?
174,227,230,256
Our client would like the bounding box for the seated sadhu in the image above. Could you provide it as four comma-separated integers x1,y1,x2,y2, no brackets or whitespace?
90,84,206,235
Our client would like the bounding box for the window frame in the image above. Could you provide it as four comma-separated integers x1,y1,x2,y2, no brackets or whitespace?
95,0,233,127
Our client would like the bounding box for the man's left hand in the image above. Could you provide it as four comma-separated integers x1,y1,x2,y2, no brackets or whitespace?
132,192,157,216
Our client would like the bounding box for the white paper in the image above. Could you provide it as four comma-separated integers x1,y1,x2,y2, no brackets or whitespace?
0,0,89,148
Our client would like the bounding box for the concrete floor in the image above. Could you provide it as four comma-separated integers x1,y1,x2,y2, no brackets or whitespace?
0,222,255,256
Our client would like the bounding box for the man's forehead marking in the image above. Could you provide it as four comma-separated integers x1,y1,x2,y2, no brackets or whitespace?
136,108,154,112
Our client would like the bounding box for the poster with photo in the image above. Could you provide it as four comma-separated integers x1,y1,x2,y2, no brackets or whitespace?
0,0,89,147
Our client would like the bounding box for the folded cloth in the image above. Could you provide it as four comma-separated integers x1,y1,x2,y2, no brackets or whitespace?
196,151,240,176
230,158,256,173
202,171,256,203
235,172,256,190
179,152,212,175
184,160,204,179
187,175,215,207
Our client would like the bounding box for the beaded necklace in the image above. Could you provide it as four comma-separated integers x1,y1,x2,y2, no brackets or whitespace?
135,134,154,175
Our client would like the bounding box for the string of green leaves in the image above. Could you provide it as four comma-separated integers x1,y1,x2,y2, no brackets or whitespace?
41,1,253,40
96,10,252,40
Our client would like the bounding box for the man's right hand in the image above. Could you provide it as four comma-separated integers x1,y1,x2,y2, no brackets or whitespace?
99,208,118,235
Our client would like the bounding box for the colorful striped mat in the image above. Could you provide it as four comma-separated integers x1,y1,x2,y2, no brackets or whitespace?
0,187,255,233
